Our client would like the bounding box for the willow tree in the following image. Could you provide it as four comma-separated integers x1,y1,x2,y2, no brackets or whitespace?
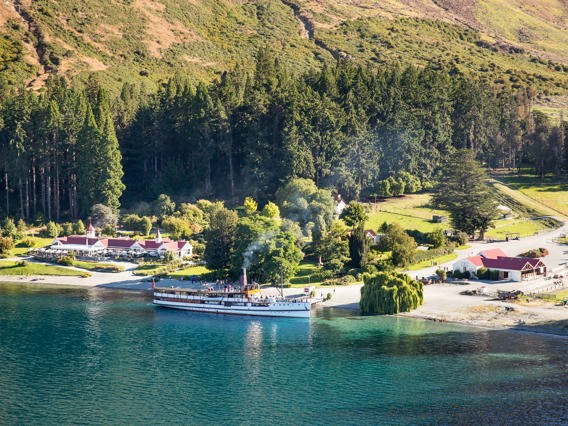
360,271,423,314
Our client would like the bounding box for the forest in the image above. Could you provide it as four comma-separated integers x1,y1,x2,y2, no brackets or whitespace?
0,50,567,222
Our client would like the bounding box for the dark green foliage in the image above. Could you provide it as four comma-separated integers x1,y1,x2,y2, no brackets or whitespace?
453,231,469,246
154,194,176,219
432,149,497,239
348,225,370,268
360,271,423,314
61,222,73,236
427,228,447,248
340,201,368,228
317,231,349,271
378,223,417,267
0,54,563,226
204,207,238,273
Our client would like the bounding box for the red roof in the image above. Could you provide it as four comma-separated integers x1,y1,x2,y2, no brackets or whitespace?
466,256,484,267
479,248,507,259
482,256,544,271
107,238,139,249
57,236,108,247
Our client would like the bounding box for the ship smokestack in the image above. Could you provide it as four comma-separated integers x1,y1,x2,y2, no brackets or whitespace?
241,268,247,288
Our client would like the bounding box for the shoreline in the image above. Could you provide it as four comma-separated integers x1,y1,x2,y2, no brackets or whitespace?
2,276,567,338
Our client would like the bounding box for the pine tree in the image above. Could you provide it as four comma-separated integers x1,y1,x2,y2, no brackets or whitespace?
432,149,497,239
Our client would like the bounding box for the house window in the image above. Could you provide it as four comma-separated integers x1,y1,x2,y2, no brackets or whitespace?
503,272,508,279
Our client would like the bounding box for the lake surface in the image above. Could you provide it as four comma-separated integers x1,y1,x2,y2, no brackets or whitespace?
1,284,567,425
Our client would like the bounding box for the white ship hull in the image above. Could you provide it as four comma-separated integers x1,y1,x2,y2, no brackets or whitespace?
153,289,313,318
153,299,312,318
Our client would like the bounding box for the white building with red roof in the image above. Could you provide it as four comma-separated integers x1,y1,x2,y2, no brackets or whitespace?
51,228,192,258
453,250,547,281
453,255,485,275
140,230,192,258
479,248,507,259
51,236,108,256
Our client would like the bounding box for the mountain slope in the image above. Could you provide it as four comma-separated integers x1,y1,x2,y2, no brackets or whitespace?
0,0,566,96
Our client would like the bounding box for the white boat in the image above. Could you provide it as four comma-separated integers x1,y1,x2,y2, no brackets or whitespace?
153,287,315,318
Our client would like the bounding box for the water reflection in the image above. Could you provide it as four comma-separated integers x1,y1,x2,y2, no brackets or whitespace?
244,320,264,361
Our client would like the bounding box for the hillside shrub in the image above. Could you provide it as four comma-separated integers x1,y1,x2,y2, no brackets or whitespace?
518,248,549,258
413,246,453,263
0,237,14,255
322,275,356,286
453,231,469,246
18,237,36,248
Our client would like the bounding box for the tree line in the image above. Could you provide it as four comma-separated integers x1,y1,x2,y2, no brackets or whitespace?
0,51,567,222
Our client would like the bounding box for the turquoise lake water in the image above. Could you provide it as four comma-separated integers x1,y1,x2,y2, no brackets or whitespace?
0,284,567,425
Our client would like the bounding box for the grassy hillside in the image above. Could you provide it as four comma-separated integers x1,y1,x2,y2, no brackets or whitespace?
0,0,567,98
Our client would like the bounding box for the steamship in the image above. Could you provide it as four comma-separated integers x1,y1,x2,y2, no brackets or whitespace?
152,269,316,318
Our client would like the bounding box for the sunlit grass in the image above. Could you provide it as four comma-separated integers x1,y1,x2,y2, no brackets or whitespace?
495,174,568,217
406,253,458,271
169,265,211,278
365,194,450,233
0,260,90,277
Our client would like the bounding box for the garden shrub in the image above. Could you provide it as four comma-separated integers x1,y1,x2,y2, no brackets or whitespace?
57,256,74,266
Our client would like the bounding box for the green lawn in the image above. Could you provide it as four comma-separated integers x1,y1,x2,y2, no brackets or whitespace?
365,194,451,233
12,237,54,256
485,218,552,240
495,174,568,217
0,260,90,277
553,289,568,302
72,260,124,273
406,253,458,271
169,265,211,279
133,263,167,276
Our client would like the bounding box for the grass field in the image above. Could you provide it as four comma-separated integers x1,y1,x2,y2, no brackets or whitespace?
485,218,552,239
169,265,211,279
72,260,124,273
133,263,167,276
495,174,568,217
553,289,568,302
365,194,451,233
0,260,90,277
12,237,54,256
406,253,458,271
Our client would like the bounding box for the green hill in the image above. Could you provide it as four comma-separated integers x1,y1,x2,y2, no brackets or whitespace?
1,0,567,99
